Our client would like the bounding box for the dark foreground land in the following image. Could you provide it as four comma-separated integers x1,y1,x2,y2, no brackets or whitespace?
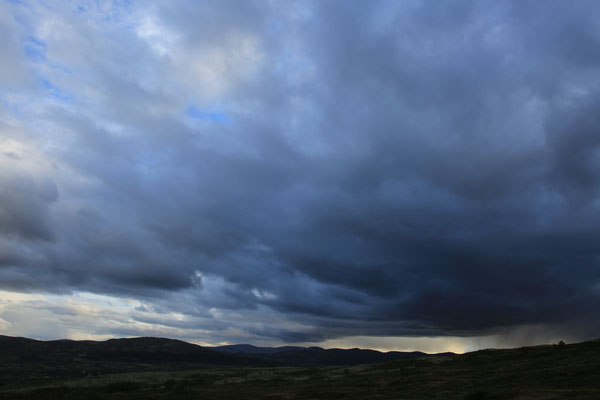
1,337,600,399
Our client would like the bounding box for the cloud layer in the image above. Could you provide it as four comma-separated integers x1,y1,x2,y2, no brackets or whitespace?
1,0,600,347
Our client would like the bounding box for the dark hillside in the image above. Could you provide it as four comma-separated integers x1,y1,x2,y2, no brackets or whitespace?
0,335,255,381
0,334,449,382
256,346,436,366
213,344,305,354
212,344,450,366
2,338,600,399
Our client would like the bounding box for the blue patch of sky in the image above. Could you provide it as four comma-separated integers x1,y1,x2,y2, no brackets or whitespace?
266,19,283,35
39,78,73,103
73,0,133,24
1,92,36,119
186,105,231,124
22,36,73,103
0,97,16,114
22,34,72,74
24,36,47,62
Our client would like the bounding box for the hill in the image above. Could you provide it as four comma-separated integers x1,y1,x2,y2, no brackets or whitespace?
0,335,254,381
213,344,305,354
212,343,452,366
0,335,446,382
1,338,600,399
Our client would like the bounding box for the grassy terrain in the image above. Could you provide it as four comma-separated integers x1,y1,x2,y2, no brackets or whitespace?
1,340,599,399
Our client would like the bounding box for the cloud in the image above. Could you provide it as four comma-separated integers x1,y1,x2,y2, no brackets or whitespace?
1,0,600,348
0,138,58,240
0,1,31,89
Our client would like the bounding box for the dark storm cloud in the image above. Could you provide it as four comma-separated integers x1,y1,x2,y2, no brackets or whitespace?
0,151,58,242
2,0,600,343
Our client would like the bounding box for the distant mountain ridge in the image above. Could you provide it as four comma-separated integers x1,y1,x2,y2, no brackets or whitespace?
0,334,453,382
0,335,255,381
212,343,454,366
213,344,306,354
2,336,600,399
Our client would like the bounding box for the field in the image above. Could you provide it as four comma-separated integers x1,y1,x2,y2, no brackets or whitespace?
1,340,600,399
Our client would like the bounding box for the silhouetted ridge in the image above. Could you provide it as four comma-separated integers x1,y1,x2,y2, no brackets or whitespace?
212,343,451,366
0,335,255,381
214,344,305,354
0,334,454,382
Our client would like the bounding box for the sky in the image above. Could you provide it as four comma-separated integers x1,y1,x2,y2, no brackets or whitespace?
1,0,600,354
